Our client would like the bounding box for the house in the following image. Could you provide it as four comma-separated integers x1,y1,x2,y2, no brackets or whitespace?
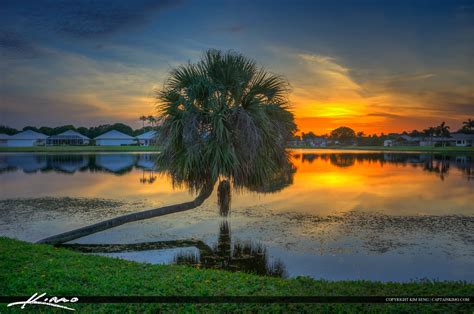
136,130,157,146
383,139,394,147
46,130,90,146
298,137,328,147
7,130,48,147
310,137,328,147
0,133,10,146
419,133,474,147
389,135,421,147
94,130,136,146
450,133,474,147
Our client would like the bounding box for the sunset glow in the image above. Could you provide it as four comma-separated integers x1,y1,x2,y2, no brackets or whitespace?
1,1,472,134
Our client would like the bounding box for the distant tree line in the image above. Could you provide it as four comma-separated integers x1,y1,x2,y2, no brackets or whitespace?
0,123,154,138
291,118,473,146
2,118,472,143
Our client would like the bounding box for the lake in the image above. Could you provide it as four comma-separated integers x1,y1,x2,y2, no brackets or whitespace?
0,150,473,282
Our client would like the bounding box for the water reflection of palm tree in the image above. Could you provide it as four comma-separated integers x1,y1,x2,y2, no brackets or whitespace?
147,173,157,184
176,221,286,277
423,155,450,181
140,170,146,183
139,169,157,184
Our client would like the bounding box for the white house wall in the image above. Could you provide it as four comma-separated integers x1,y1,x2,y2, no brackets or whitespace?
7,139,39,147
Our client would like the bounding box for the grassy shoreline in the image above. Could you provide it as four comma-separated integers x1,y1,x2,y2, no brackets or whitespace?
0,146,160,152
1,145,474,153
288,145,474,153
1,237,472,312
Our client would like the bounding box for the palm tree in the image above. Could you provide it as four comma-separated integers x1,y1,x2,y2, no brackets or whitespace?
461,118,474,133
139,115,147,128
435,122,450,147
156,49,296,201
435,122,450,137
147,115,156,127
356,131,365,146
423,127,436,146
38,50,296,245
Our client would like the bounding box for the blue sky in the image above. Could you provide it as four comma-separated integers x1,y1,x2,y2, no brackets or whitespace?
1,0,473,133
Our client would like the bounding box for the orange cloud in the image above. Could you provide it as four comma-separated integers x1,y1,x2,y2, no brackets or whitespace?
271,50,472,135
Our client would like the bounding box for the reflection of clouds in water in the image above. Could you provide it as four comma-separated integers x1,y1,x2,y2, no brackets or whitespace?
2,196,470,260
294,151,473,181
0,197,136,241
232,207,474,258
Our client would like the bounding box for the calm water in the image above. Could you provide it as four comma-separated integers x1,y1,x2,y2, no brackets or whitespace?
0,150,473,281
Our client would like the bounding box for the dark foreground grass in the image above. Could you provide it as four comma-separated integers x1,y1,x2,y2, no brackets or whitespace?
1,238,472,312
0,146,160,153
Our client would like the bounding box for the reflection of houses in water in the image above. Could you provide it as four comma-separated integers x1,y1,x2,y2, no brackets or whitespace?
4,154,48,173
47,154,90,173
0,155,11,172
95,154,136,174
383,153,422,164
0,153,164,177
136,154,156,170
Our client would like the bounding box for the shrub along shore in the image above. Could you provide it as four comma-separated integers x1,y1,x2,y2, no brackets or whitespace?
1,145,473,153
0,237,471,312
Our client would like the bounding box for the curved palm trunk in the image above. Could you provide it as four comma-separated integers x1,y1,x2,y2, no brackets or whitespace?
37,183,214,245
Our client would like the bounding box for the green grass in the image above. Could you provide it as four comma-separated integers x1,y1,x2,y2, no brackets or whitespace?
0,146,160,152
289,145,474,153
0,237,472,313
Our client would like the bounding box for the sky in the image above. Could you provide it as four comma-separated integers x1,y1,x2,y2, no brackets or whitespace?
0,0,473,135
